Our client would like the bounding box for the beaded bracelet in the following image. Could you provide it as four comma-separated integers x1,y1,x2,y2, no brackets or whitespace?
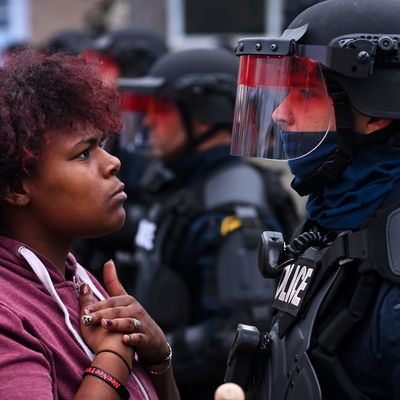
96,349,132,375
83,366,130,399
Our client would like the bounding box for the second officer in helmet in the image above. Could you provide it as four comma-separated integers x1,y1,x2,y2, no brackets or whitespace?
119,48,299,399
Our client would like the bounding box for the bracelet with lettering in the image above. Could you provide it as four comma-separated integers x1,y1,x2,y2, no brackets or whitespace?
83,366,130,399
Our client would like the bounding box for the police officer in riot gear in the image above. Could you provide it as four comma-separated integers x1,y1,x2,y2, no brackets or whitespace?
224,0,400,399
73,29,169,282
91,27,168,192
120,48,299,400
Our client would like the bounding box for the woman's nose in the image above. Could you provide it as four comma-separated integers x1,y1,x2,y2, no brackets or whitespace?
103,150,121,177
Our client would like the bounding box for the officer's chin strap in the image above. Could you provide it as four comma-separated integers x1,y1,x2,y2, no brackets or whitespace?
291,87,354,197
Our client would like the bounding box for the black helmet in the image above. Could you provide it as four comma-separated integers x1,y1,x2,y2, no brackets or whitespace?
93,28,168,78
119,48,239,126
231,0,400,195
234,0,400,121
283,0,325,31
287,0,400,119
43,30,92,55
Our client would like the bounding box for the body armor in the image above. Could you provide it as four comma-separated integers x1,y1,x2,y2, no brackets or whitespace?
225,199,400,399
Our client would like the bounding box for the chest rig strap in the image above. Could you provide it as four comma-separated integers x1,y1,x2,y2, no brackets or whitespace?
321,202,400,284
309,270,379,400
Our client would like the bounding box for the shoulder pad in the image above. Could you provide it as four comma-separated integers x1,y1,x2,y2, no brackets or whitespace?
202,163,268,211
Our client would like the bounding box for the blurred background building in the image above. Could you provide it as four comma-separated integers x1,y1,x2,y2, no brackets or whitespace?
2,0,323,51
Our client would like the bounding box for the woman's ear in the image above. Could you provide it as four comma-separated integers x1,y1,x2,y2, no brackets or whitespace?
2,181,30,207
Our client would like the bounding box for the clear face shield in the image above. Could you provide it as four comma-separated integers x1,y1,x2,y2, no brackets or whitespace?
119,92,182,158
119,93,153,154
230,55,333,161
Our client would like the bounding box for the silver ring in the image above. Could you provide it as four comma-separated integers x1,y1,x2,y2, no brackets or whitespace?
133,318,142,333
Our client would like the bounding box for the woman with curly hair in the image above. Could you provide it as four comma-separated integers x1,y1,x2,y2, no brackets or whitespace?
0,49,179,400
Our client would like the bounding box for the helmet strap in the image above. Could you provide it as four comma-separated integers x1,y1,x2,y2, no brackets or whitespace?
177,101,227,153
291,86,354,196
177,101,195,143
186,124,226,151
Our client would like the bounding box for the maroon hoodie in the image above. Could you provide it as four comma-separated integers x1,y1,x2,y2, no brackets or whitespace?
0,236,158,399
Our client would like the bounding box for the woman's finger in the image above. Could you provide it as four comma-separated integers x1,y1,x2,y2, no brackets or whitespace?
103,259,128,297
122,333,145,346
84,294,135,314
85,301,144,325
78,283,97,326
101,317,143,333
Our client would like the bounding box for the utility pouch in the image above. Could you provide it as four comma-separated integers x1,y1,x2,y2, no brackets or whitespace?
357,203,400,283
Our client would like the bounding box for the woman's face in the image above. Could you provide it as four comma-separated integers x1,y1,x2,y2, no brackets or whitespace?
23,126,127,241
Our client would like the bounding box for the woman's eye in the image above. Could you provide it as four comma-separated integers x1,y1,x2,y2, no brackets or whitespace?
76,149,90,159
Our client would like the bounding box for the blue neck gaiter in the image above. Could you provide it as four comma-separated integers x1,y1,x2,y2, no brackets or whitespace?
286,131,400,231
284,131,337,182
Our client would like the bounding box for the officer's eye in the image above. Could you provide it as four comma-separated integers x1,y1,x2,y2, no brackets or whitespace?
300,89,316,99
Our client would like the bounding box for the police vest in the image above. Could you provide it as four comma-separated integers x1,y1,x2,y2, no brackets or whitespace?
225,199,400,400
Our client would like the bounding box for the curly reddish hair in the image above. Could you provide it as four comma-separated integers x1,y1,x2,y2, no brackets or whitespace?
0,49,122,197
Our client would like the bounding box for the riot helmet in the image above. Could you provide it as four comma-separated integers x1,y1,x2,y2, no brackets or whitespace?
89,29,168,153
231,0,400,194
118,48,239,153
43,30,92,55
93,28,168,78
